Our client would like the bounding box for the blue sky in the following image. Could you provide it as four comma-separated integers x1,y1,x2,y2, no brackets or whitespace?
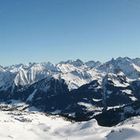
0,0,140,65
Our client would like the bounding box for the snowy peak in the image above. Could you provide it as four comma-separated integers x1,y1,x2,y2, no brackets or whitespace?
132,58,140,66
98,57,140,79
102,73,129,88
0,65,5,72
59,59,84,67
85,60,101,68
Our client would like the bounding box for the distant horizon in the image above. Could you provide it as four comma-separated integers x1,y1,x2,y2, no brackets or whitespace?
1,0,140,65
1,56,140,67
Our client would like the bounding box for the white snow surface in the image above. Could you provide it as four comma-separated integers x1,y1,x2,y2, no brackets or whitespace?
0,109,140,140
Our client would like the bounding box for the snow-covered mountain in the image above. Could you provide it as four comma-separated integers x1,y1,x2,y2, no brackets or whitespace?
1,59,103,91
0,57,140,126
98,57,140,79
1,57,140,91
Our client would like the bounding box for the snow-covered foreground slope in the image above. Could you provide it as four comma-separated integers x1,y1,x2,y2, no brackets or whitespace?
0,110,104,140
0,108,140,140
106,117,140,140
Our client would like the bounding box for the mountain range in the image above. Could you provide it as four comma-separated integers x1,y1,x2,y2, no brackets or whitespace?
1,57,140,126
